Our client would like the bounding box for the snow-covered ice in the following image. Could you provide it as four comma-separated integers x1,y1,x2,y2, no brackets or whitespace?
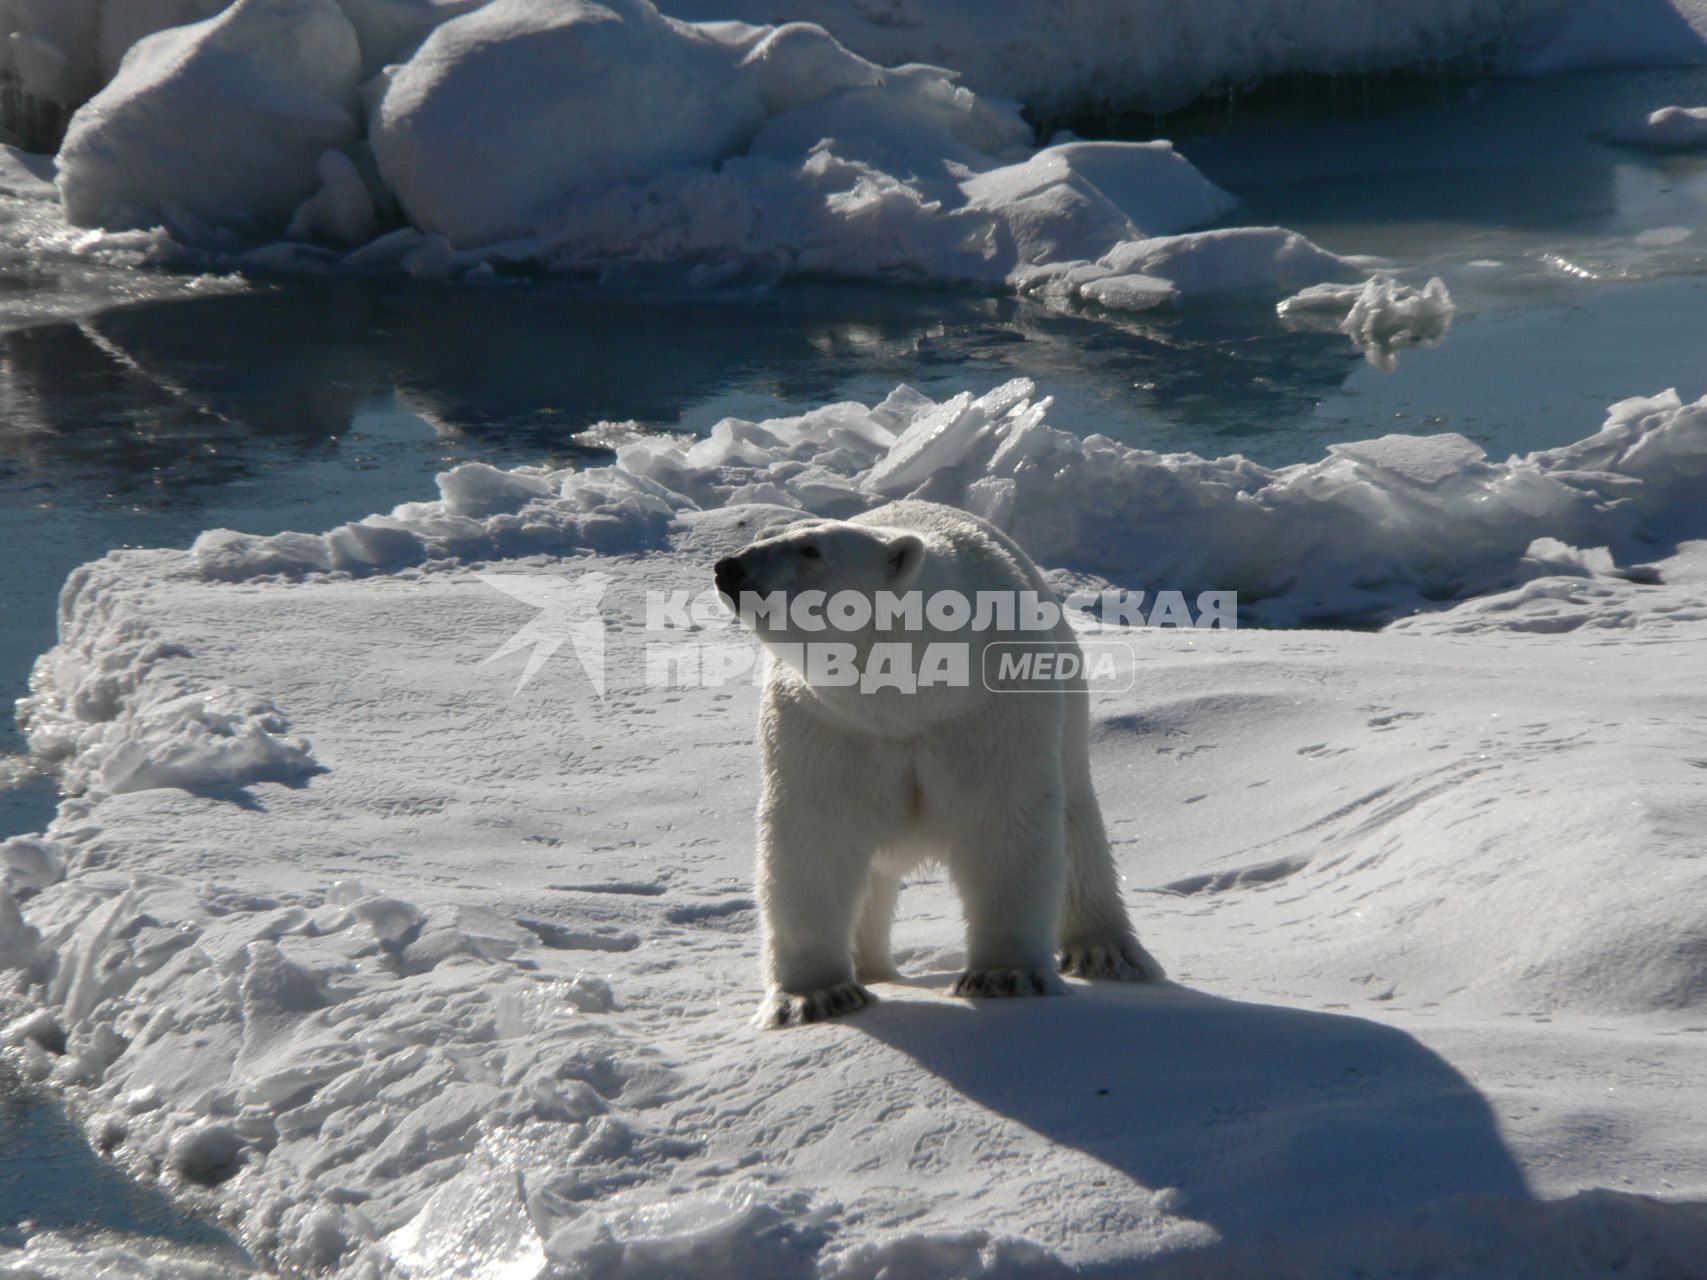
178,380,1707,627
1279,275,1455,369
5,382,1707,1276
29,0,1325,304
15,0,1701,305
55,0,362,236
663,0,1624,117
16,0,1670,136
7,1,1707,1274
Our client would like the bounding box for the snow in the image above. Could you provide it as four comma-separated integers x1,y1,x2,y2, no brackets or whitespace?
1279,274,1456,369
14,0,1707,292
172,381,1707,628
56,0,363,238
361,0,1258,294
7,2,1707,1273
661,0,1588,119
34,0,1683,306
286,149,380,246
0,0,472,112
1503,0,1707,74
369,0,767,248
15,0,1666,139
17,0,1704,301
4,411,1707,1272
32,0,1317,303
0,835,62,895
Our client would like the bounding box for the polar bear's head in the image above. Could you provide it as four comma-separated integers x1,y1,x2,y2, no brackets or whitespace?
714,517,925,643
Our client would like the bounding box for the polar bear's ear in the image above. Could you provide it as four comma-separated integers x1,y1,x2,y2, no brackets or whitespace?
885,534,925,589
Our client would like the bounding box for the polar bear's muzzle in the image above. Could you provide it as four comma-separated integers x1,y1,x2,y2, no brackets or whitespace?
714,555,750,607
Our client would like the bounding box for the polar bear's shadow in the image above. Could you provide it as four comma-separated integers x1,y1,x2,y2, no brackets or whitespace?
857,979,1529,1241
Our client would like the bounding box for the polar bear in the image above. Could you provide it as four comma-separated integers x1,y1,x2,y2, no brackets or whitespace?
715,499,1163,1027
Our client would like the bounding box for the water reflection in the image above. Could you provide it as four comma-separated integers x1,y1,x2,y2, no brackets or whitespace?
2,278,1363,497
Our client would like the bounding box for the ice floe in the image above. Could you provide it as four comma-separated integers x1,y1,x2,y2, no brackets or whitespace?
1279,274,1455,369
183,381,1707,626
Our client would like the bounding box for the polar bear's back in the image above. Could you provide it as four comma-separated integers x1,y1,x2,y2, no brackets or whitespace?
851,500,1054,598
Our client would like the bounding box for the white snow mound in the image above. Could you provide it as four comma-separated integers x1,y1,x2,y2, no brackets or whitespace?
19,562,323,798
1279,274,1455,369
56,0,362,237
364,0,1250,292
29,0,1389,306
189,382,1707,626
663,0,1590,118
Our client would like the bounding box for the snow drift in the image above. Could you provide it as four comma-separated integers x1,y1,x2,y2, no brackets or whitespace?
34,0,1697,298
20,561,323,799
185,381,1707,626
46,0,1294,299
55,0,363,235
7,459,1707,1278
18,0,1707,287
662,0,1601,118
15,0,1661,138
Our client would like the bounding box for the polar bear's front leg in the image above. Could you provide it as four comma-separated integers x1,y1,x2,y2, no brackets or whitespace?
753,688,906,1027
943,780,1069,1000
755,812,878,1027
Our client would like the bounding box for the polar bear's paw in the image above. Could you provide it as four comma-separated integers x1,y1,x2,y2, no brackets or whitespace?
755,981,876,1028
1059,937,1166,983
952,967,1068,998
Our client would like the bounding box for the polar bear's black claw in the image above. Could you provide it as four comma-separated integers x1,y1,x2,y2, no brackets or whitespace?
952,968,1067,998
1059,939,1166,982
756,981,876,1028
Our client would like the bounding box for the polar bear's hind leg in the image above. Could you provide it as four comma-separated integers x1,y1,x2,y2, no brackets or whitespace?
1057,737,1165,982
853,868,903,984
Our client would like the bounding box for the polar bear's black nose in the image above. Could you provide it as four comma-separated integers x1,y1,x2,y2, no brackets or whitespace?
714,556,746,599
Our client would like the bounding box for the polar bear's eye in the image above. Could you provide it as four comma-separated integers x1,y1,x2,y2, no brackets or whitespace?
798,545,821,559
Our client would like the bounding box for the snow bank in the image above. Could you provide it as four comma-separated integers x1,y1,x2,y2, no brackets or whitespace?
0,0,475,119
363,0,1255,292
1279,274,1455,369
19,0,1707,290
56,0,362,237
19,0,1700,143
19,560,323,799
0,0,226,112
370,0,768,247
8,498,1707,1278
36,0,1380,305
661,0,1586,119
189,382,1707,626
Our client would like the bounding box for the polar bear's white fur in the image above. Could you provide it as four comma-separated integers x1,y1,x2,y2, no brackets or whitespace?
715,499,1162,1027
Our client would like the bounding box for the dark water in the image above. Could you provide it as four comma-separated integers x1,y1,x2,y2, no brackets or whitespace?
0,1063,247,1262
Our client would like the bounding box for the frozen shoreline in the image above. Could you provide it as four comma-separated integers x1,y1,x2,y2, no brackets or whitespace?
5,0,1702,304
4,381,1707,1276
